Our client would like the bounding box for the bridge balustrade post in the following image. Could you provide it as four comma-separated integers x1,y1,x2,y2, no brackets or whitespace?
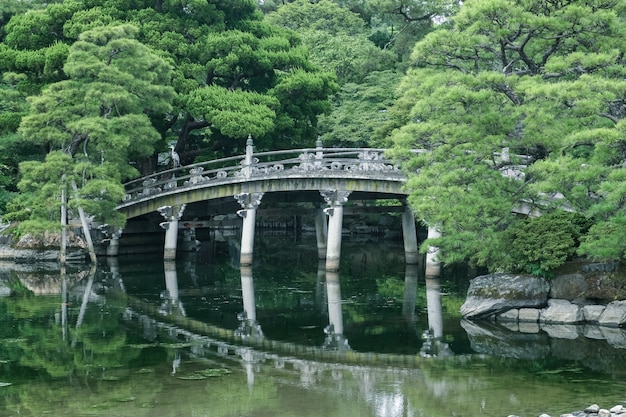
314,134,324,169
235,192,264,266
158,204,187,261
321,190,351,271
243,135,254,178
425,226,442,277
401,204,419,264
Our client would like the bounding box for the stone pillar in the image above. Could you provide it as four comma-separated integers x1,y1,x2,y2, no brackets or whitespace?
164,260,179,303
425,226,442,277
401,204,419,264
158,204,186,261
181,228,196,252
321,190,351,272
235,192,264,266
315,206,328,259
106,229,122,257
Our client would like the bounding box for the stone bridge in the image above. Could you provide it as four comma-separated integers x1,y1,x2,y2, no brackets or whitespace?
114,137,437,272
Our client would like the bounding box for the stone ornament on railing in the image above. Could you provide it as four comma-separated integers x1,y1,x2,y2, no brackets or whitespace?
138,178,161,197
185,167,210,185
345,151,397,172
293,152,326,172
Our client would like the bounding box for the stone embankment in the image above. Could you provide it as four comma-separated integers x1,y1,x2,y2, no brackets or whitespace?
0,232,87,262
460,268,626,328
508,403,626,417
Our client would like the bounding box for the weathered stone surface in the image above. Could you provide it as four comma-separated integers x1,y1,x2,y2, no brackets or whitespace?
460,274,550,318
498,309,519,322
519,308,540,322
540,299,584,324
550,273,587,300
583,305,606,322
598,301,626,327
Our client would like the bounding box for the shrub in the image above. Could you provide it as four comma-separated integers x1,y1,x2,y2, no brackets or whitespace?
505,211,592,277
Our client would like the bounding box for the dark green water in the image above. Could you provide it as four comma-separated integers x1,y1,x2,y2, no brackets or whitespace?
1,232,625,417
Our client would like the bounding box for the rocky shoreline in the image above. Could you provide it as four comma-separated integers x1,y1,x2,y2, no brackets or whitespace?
508,403,626,417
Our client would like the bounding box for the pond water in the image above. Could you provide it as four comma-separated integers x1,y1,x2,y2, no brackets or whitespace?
1,232,625,417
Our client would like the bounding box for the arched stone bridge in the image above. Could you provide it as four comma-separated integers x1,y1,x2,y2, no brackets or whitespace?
115,138,433,272
117,138,409,220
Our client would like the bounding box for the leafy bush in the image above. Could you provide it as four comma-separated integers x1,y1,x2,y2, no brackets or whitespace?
504,211,592,277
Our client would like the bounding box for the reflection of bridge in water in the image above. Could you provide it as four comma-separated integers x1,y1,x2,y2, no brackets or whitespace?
118,255,453,367
112,138,442,273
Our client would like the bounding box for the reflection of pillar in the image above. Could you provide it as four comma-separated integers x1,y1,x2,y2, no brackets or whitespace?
162,260,185,316
316,260,327,311
425,226,442,277
402,263,419,320
241,265,257,322
326,271,344,336
236,266,263,339
321,190,351,271
402,204,419,264
425,276,443,338
235,192,264,266
324,271,349,351
315,206,328,259
159,204,187,261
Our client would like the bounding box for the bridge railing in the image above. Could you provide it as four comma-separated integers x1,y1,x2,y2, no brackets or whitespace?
122,145,404,202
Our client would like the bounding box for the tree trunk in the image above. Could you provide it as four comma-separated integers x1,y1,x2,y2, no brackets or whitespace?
71,181,98,264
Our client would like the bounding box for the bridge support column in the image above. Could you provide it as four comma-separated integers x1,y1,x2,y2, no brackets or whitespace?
401,204,419,264
425,226,442,277
321,190,351,271
315,206,328,259
235,192,264,266
158,204,186,261
106,231,121,257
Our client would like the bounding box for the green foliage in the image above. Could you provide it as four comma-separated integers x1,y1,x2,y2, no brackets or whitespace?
503,211,592,276
578,215,626,261
388,0,626,267
319,70,403,146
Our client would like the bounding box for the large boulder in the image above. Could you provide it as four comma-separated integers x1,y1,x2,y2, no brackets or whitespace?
460,273,550,319
540,299,584,324
598,300,626,328
549,273,587,300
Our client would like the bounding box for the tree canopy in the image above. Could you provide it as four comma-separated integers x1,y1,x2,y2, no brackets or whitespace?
387,0,626,270
0,0,338,232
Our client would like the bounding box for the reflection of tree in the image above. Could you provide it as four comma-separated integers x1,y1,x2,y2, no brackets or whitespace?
0,270,153,415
